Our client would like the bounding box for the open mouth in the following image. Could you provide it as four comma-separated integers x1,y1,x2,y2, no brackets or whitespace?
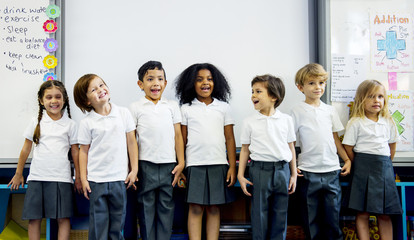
201,86,210,91
151,89,160,94
253,100,259,105
99,92,107,98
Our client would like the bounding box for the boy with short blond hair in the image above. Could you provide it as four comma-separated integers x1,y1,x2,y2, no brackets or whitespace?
290,63,351,240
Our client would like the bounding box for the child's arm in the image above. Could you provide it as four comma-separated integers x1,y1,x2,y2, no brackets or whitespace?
333,132,351,176
125,130,138,190
292,141,303,177
237,144,253,196
8,139,32,190
172,123,185,187
71,144,82,193
179,125,188,184
389,142,396,160
224,125,237,187
181,125,188,146
79,144,91,200
343,145,355,162
288,142,297,194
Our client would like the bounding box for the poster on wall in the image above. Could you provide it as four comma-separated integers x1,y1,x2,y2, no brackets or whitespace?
388,90,414,151
331,54,367,102
370,11,414,72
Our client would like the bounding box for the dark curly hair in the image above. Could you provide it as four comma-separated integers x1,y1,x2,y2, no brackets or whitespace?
175,63,231,105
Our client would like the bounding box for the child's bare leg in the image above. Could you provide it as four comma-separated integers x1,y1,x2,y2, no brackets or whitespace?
188,203,204,240
28,219,42,240
356,212,370,240
57,218,71,240
205,205,220,240
377,214,393,240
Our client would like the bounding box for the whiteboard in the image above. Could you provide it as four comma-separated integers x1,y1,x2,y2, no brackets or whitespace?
64,0,311,147
0,0,61,162
329,0,414,162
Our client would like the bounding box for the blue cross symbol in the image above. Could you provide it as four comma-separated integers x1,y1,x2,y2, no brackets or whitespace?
377,31,406,59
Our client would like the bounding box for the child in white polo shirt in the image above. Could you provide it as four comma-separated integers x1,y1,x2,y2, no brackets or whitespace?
238,74,297,240
290,63,351,240
129,61,185,240
73,74,138,240
175,63,237,240
343,80,401,240
9,80,80,240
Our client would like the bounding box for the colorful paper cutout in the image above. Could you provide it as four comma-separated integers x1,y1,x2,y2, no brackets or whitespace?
43,55,58,69
388,90,414,151
43,20,58,33
388,72,398,90
370,12,414,72
46,5,61,19
43,73,58,81
44,38,58,52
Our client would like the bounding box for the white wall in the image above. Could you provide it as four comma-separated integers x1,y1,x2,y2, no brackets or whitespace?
64,0,310,147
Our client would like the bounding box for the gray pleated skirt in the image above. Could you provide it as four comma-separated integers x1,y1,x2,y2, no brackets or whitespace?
347,153,402,215
186,164,235,205
22,181,74,220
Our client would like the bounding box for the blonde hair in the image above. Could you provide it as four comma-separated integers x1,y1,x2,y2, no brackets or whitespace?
295,63,328,86
350,80,391,119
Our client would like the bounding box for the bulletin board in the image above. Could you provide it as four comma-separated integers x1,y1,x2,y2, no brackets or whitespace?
0,0,63,163
327,0,414,164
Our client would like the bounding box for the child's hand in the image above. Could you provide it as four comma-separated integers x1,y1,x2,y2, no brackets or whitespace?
81,179,91,200
74,177,83,194
297,168,303,177
226,166,236,187
288,174,297,195
340,160,351,176
237,175,253,197
8,174,24,191
125,171,138,190
171,163,185,187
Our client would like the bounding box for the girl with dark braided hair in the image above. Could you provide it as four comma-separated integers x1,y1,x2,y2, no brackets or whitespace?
8,80,80,240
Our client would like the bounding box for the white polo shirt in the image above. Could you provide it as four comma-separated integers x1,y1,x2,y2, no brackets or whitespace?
181,98,235,167
290,101,343,172
24,111,77,183
78,103,135,182
240,109,295,162
129,97,181,164
343,116,398,157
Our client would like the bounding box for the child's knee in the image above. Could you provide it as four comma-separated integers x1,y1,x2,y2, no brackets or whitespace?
189,204,204,215
377,214,391,222
357,212,370,218
29,219,42,224
28,219,42,228
206,205,220,216
57,218,70,225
